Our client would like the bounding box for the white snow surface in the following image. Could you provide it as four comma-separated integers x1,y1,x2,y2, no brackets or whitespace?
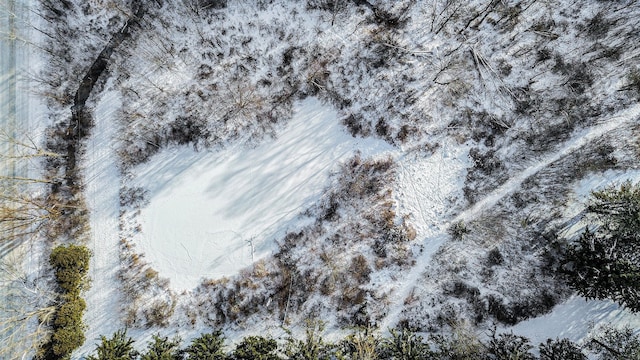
508,296,640,344
81,80,124,354
379,140,471,331
130,98,393,290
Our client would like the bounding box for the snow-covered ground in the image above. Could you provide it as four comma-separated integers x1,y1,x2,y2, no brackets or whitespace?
23,0,640,357
379,140,471,330
508,296,640,344
80,80,124,354
130,98,393,290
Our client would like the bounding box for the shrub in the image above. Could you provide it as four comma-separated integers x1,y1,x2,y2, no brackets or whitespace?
486,332,535,360
283,321,334,360
338,328,381,360
624,68,640,98
486,247,504,266
143,297,176,327
448,221,470,240
539,338,586,360
378,329,431,359
428,326,485,360
583,12,614,39
49,244,91,295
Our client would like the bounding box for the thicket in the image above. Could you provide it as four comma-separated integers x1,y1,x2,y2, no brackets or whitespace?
86,323,640,360
36,244,91,360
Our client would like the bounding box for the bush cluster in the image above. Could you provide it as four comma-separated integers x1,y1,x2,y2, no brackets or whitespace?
37,244,91,360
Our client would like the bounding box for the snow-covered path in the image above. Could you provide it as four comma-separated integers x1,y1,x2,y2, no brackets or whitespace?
379,103,640,331
455,102,640,223
77,82,123,357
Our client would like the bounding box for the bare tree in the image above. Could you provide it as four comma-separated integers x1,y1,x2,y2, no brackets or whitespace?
0,249,56,360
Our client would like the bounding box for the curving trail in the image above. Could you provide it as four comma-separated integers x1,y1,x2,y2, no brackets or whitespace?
453,103,640,224
378,102,640,331
64,0,145,185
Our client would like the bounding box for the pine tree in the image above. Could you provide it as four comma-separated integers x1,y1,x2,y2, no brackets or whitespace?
565,181,640,311
183,331,226,360
141,334,181,360
539,338,586,360
231,336,281,360
86,329,138,360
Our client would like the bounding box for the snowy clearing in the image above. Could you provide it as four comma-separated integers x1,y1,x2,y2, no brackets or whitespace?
130,98,393,290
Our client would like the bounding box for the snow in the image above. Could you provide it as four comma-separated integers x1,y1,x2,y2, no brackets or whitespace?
24,0,640,356
378,139,471,330
130,97,393,290
455,102,640,223
507,296,640,344
80,80,125,354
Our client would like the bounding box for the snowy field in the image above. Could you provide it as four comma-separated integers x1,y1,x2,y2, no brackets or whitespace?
129,98,394,290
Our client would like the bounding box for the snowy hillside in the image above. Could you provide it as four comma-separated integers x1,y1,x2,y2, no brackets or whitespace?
4,0,640,358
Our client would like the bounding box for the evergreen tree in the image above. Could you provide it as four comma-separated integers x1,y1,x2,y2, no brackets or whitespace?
565,181,640,311
87,329,138,360
231,336,281,360
183,331,226,360
141,334,182,360
538,338,586,360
